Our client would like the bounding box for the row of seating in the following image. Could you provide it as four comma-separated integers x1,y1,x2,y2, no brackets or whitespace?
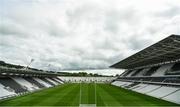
117,77,180,85
58,76,115,83
0,76,64,99
112,80,180,104
121,63,180,77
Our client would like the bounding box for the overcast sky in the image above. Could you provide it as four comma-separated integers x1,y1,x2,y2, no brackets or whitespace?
0,0,180,74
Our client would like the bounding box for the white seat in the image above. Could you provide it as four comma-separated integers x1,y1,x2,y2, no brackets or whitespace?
33,78,52,88
163,89,180,104
152,64,174,76
147,86,179,98
53,78,63,84
0,83,16,98
11,77,39,91
45,78,58,85
136,84,161,93
112,81,132,87
132,84,149,91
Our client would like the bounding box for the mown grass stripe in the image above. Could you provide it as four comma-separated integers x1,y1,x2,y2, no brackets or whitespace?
97,84,123,106
88,83,95,104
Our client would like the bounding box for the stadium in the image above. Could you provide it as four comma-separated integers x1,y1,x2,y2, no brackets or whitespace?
1,0,180,107
0,34,180,106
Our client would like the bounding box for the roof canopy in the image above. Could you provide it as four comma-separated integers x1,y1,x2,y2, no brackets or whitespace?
110,34,180,69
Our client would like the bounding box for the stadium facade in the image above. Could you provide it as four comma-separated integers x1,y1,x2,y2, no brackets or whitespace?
111,34,180,104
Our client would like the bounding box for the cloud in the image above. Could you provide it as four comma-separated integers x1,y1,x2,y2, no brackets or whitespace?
0,0,180,75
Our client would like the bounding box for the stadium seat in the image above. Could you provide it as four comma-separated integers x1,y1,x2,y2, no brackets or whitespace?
147,86,179,98
33,78,52,88
11,77,39,91
0,77,27,93
0,83,16,99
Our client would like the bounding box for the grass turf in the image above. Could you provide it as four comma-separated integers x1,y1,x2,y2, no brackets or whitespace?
0,83,179,106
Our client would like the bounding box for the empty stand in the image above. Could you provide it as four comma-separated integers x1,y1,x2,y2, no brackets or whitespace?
0,83,16,99
112,81,123,87
125,82,140,88
126,70,137,77
147,86,179,98
166,62,180,75
171,62,180,71
118,76,180,84
56,77,65,82
119,70,129,77
111,81,132,87
122,70,133,77
131,69,143,76
33,78,52,87
135,84,161,93
135,68,151,77
110,35,180,104
24,77,45,88
144,66,160,76
163,89,180,104
131,83,149,91
51,78,62,84
40,78,55,86
12,77,39,91
45,78,58,85
152,64,174,76
0,77,27,93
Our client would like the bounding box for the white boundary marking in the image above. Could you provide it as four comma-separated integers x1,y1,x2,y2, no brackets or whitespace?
79,104,96,107
79,82,82,104
95,82,97,104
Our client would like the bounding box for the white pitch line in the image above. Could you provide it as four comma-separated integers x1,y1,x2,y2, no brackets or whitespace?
95,82,97,105
79,82,82,105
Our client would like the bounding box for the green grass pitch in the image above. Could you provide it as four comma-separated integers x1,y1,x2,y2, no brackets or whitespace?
0,83,179,106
